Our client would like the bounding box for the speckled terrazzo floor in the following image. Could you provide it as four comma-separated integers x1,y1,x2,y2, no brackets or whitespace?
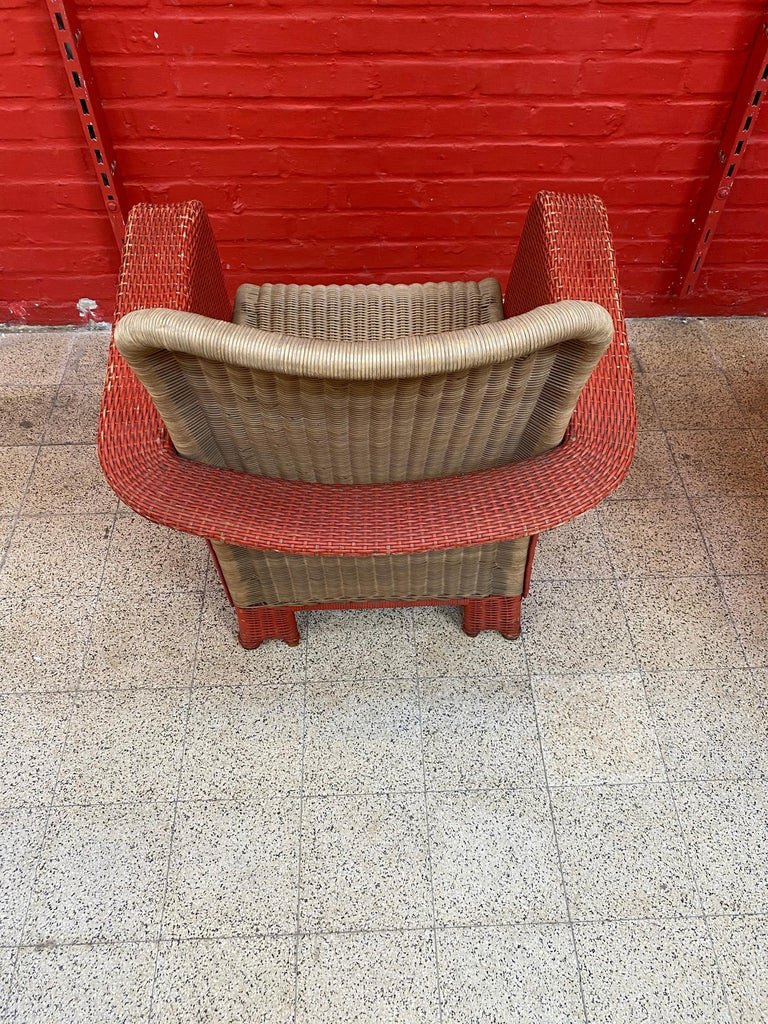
0,317,766,1023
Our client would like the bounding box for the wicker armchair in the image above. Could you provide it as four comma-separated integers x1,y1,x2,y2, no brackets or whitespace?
99,191,635,648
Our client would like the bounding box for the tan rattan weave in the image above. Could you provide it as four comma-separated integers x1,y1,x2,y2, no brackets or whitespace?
212,537,531,607
232,280,504,340
115,295,612,485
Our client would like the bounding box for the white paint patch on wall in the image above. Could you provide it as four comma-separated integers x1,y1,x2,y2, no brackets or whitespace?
77,298,99,321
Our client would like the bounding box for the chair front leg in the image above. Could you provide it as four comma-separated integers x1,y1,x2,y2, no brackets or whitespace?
462,596,522,640
236,606,301,649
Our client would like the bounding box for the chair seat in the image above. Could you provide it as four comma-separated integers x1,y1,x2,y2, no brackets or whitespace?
232,279,504,340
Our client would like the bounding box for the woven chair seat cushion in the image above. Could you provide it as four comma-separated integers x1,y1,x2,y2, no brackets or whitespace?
232,279,504,341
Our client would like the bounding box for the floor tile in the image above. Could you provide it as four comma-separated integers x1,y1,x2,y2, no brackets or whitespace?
0,332,72,385
645,372,745,429
307,608,416,682
532,672,664,785
24,802,172,944
0,595,94,691
300,793,431,931
551,783,698,920
42,384,101,444
600,498,711,578
704,317,768,377
81,592,202,689
619,577,746,671
523,580,638,674
533,509,611,581
673,780,768,915
709,915,768,1024
62,331,110,384
695,497,768,574
101,513,208,596
728,375,768,430
0,514,113,597
575,918,730,1024
608,431,684,500
413,606,528,680
22,444,117,515
297,931,439,1024
0,807,47,944
9,942,156,1024
0,446,37,514
627,317,715,374
429,788,567,927
55,690,189,804
438,924,585,1024
163,798,299,938
152,937,295,1024
720,575,768,667
0,386,56,445
180,684,303,800
420,676,543,791
0,693,72,807
667,430,768,497
303,677,422,796
194,588,307,687
645,670,768,780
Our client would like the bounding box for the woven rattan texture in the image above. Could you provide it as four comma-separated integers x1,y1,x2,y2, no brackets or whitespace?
99,193,635,590
115,294,611,486
210,536,530,606
233,280,504,341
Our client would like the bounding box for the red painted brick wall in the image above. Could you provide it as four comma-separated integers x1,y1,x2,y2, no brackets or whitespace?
2,0,767,324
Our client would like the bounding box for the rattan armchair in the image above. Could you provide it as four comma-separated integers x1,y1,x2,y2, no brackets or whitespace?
99,191,635,648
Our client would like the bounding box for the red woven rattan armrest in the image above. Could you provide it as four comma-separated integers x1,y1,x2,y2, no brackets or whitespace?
99,194,635,557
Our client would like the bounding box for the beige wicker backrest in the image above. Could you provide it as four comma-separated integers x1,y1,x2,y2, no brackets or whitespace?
115,282,613,485
233,280,504,342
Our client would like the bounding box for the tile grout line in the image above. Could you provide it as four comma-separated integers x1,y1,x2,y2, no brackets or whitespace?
5,658,766,702
3,766,767,816
291,612,310,1024
521,599,592,1024
411,608,445,1024
6,906,766,954
146,558,210,1024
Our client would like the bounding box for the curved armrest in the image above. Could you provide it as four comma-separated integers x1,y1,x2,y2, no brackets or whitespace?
99,194,635,557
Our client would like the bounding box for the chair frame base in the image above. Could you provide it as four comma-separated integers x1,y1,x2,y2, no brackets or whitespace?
224,536,538,649
235,596,523,649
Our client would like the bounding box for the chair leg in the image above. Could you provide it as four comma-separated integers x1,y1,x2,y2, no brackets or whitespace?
462,596,522,640
235,606,301,649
